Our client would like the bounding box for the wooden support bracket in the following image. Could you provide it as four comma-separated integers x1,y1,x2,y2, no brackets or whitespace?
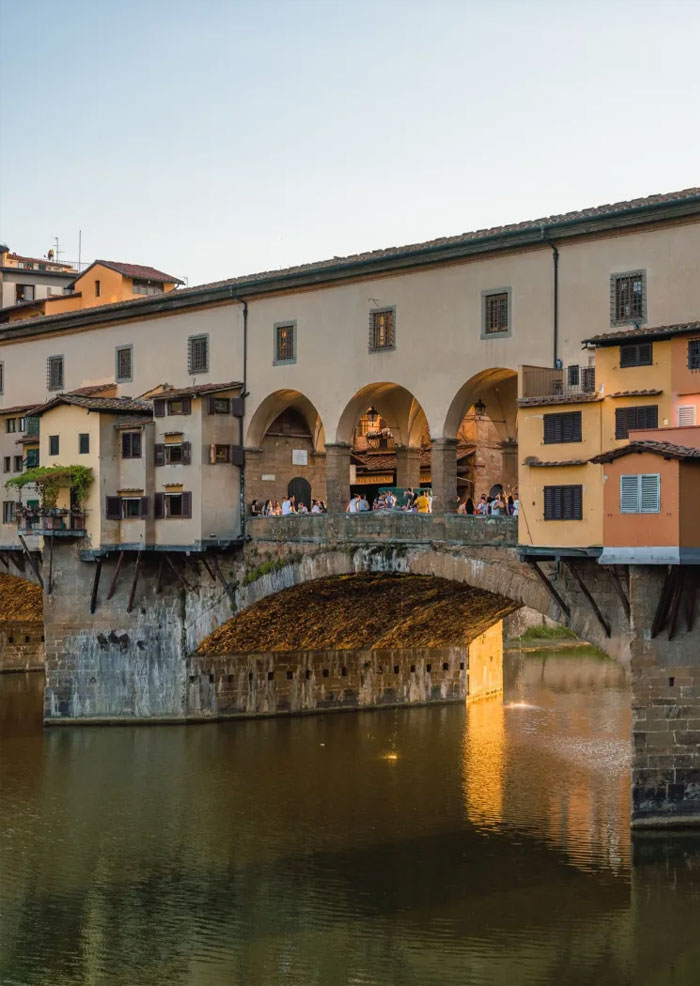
0,552,8,570
155,558,164,595
651,566,678,638
90,559,102,614
200,555,217,583
210,554,237,608
106,551,126,601
686,571,697,632
667,568,685,641
47,533,55,596
126,552,142,614
564,561,611,638
164,553,191,591
17,534,43,589
527,559,570,619
606,565,631,622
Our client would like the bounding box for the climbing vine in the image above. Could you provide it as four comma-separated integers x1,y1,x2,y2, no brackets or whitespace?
5,465,94,511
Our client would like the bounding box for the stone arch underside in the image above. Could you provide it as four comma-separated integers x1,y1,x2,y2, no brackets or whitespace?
0,572,43,620
245,389,326,452
335,382,430,448
442,368,518,442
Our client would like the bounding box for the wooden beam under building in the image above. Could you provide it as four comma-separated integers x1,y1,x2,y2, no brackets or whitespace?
126,552,142,614
89,559,102,614
606,565,631,622
564,561,611,638
17,535,43,589
106,551,126,601
526,559,570,619
210,554,237,608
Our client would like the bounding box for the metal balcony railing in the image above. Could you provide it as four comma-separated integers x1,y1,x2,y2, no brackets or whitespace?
17,510,87,533
521,366,595,399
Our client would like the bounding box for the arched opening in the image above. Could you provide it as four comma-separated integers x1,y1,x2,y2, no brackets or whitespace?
335,383,431,510
287,476,311,511
0,572,44,674
245,390,326,514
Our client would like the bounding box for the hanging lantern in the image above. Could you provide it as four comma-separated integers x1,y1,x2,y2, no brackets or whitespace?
366,405,379,426
474,398,486,419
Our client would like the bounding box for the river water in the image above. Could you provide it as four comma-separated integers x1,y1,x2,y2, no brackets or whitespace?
1,650,700,986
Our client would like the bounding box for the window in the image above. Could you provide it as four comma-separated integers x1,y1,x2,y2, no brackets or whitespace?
619,342,652,368
78,433,90,455
567,365,580,387
208,397,231,414
154,492,193,519
210,444,230,463
26,448,39,468
620,474,660,514
543,411,582,444
615,405,658,439
187,335,209,374
95,279,101,298
105,496,149,519
163,397,191,416
155,441,191,465
0,362,3,395
15,284,35,303
25,416,39,437
274,322,296,364
13,456,22,472
544,484,582,520
47,355,64,391
49,435,59,456
18,417,25,432
2,501,15,524
678,405,697,427
369,307,396,352
3,457,9,474
121,431,142,459
116,345,133,383
5,418,15,434
133,280,164,296
688,340,700,371
611,270,646,325
122,498,142,518
482,290,510,336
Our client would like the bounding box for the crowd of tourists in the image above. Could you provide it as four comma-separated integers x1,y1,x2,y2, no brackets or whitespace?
249,487,518,517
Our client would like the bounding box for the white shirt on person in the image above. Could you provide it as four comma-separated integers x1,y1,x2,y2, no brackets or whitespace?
281,499,293,515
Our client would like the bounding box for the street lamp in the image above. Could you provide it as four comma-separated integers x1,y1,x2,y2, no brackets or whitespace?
474,398,486,419
366,406,379,426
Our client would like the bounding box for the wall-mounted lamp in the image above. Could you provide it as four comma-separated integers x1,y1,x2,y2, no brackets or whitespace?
366,405,379,426
474,398,486,419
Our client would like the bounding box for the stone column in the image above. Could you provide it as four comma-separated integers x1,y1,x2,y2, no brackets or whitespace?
430,438,458,513
324,443,351,515
395,446,422,490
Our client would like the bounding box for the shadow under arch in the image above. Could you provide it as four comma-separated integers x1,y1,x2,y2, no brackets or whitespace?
0,572,43,620
245,389,326,452
443,368,518,442
336,382,430,448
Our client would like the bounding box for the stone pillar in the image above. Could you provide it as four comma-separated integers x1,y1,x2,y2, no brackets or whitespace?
430,438,458,513
324,443,351,515
395,446,422,490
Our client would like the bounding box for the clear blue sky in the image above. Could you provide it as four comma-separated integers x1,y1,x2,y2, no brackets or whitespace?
1,0,698,286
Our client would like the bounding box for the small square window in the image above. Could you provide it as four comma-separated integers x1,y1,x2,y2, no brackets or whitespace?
47,355,64,391
187,335,209,374
2,457,9,473
369,308,395,352
2,501,15,524
214,444,230,464
116,345,133,383
121,431,142,459
95,279,101,298
49,435,59,456
688,340,700,371
79,433,90,455
13,456,22,472
5,418,15,434
122,497,142,518
611,270,646,326
274,322,296,364
482,290,510,335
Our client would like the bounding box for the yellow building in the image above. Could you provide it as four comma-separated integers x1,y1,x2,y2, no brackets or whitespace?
0,260,183,323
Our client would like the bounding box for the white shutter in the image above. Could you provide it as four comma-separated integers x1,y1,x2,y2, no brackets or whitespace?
640,474,660,513
620,474,640,513
678,405,697,427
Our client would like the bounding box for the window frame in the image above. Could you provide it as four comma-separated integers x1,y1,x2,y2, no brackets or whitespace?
619,342,652,368
5,418,15,434
543,484,583,521
0,362,4,395
13,456,22,473
47,355,64,392
115,344,133,383
481,288,512,339
614,404,658,439
48,435,59,456
187,334,209,375
620,473,660,514
78,433,90,455
368,306,396,353
121,431,142,459
610,270,647,327
687,339,700,371
543,411,582,444
2,501,15,524
273,321,297,365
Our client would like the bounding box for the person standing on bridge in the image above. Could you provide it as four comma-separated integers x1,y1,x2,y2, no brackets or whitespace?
414,490,430,514
346,493,361,513
282,496,293,516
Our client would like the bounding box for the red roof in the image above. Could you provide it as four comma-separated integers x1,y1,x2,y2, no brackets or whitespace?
87,260,183,284
145,381,242,400
591,440,700,463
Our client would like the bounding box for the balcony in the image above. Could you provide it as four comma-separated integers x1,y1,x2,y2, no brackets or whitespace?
17,510,87,536
521,365,595,400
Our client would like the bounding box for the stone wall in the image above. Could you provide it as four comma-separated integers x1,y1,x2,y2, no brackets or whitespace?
245,410,326,510
0,620,44,672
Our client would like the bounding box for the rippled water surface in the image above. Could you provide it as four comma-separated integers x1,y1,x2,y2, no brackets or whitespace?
2,651,700,986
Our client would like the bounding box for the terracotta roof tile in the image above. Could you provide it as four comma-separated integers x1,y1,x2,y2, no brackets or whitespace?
88,260,183,284
145,381,242,400
518,394,602,407
33,395,152,416
66,383,117,396
527,458,588,467
583,320,700,346
591,440,700,463
609,389,663,398
0,404,41,415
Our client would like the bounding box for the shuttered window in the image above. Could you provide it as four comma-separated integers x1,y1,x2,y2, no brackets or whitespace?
106,496,149,519
615,404,658,439
156,492,192,518
544,484,582,520
116,346,133,383
688,340,700,370
619,342,652,367
187,335,209,374
620,474,660,514
543,411,582,444
678,405,697,427
121,432,142,459
47,355,64,391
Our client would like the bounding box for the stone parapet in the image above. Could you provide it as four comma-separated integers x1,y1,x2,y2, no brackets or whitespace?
248,513,518,546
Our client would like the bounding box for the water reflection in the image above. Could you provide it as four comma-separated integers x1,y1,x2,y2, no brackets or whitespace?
1,652,699,986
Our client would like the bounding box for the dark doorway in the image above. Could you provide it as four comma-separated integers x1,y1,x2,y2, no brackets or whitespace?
288,476,312,510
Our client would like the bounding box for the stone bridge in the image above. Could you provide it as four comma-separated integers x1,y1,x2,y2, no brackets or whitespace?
4,511,700,829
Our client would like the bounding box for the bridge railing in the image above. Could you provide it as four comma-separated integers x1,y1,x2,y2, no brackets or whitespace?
248,513,517,546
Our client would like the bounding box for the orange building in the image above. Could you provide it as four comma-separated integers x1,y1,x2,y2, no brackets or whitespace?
0,260,183,323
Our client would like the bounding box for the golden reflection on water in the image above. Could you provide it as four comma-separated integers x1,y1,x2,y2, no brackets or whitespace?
462,694,505,828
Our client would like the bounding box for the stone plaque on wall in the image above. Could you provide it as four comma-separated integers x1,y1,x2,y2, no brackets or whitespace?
262,474,276,481
292,449,308,466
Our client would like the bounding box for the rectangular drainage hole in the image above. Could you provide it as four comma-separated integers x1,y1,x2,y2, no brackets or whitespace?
410,665,416,673
267,671,274,681
394,665,399,674
669,676,675,687
305,669,311,680
322,668,329,678
341,667,348,677
442,663,449,671
209,674,214,683
227,674,234,684
459,662,465,671
248,672,254,682
426,664,432,673
286,670,294,680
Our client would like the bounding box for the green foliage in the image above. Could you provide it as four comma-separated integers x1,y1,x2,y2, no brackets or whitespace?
242,552,303,586
520,624,579,642
5,464,94,510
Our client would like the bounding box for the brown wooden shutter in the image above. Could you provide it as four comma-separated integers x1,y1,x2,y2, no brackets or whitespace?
140,496,149,517
106,496,121,520
207,397,216,415
230,397,244,418
182,492,192,518
154,399,166,417
132,432,142,458
154,444,165,466
182,442,191,465
181,397,192,415
231,445,244,467
154,493,164,518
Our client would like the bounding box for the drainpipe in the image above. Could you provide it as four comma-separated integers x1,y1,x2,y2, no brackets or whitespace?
541,227,559,368
232,291,248,538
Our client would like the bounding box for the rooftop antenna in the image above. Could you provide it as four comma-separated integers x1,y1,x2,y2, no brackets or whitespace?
78,230,82,272
52,236,62,263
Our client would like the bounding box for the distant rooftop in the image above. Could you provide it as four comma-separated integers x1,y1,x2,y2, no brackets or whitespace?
583,320,700,346
76,260,184,284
